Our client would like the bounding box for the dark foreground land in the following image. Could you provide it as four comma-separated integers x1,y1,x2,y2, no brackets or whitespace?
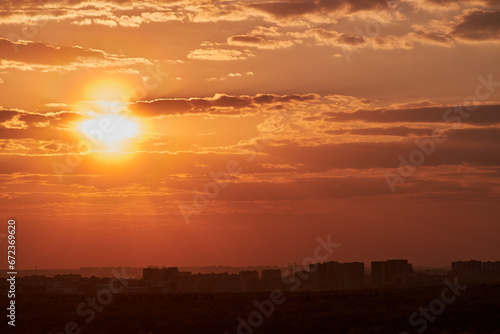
4,284,500,334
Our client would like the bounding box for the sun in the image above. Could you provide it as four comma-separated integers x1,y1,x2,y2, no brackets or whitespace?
79,114,140,151
76,78,143,152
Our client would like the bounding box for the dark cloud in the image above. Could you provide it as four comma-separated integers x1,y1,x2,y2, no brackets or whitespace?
249,0,389,18
0,127,71,141
130,93,319,117
263,128,500,171
0,109,18,123
18,113,51,125
0,126,499,202
0,110,86,143
425,0,499,7
204,175,499,201
227,34,295,49
413,30,454,45
249,1,318,17
196,176,391,201
452,10,500,41
0,110,85,128
325,126,435,137
0,38,105,65
322,104,500,125
42,144,59,151
338,34,366,45
228,35,267,44
0,0,134,8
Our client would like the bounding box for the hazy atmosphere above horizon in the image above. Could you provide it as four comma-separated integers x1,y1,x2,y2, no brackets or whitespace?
1,0,499,269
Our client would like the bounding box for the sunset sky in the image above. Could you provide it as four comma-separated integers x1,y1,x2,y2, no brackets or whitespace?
1,0,499,269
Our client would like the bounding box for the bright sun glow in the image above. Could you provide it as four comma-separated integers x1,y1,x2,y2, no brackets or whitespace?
76,79,142,152
86,78,130,103
79,114,140,151
78,79,132,114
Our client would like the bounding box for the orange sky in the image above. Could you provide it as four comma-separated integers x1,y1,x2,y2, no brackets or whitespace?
1,0,500,269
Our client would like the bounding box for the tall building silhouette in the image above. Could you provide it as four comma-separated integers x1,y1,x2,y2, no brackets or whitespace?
371,259,413,286
452,260,482,277
310,261,364,290
239,270,258,292
342,262,365,289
